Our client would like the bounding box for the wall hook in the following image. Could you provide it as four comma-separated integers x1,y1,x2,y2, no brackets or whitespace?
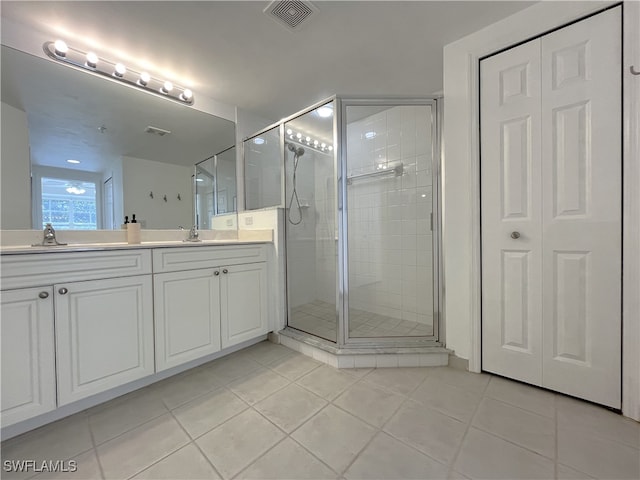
149,191,154,199
163,194,168,202
177,194,181,201
631,66,640,76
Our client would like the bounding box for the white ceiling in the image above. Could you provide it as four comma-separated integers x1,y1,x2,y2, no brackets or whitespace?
0,0,536,122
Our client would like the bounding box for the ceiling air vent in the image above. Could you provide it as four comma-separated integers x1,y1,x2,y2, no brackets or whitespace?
264,0,317,30
145,125,171,137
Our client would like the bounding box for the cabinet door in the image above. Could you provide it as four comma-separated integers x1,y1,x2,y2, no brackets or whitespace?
1,287,56,426
55,275,154,406
154,269,221,372
221,262,268,348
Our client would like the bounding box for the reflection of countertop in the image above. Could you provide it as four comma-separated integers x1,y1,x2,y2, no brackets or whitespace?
0,229,273,255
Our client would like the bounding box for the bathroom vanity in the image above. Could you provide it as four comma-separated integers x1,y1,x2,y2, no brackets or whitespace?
0,240,273,436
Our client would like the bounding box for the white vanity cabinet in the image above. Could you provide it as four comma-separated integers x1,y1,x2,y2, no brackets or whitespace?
221,262,268,348
0,286,56,426
153,268,222,371
153,244,269,370
54,275,154,405
0,249,154,416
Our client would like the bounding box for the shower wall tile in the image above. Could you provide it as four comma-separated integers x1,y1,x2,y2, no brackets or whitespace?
346,105,435,334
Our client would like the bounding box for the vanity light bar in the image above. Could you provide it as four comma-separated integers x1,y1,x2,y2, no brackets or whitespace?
43,40,195,106
285,128,334,154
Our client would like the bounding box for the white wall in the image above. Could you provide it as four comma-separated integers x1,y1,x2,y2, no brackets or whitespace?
121,156,193,229
1,102,31,229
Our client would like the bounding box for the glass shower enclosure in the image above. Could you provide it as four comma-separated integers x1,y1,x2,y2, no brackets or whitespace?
243,97,441,347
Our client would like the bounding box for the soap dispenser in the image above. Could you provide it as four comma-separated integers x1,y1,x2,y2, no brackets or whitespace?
126,214,141,244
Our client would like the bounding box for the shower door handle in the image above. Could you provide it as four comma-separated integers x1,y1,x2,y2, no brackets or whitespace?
337,178,343,211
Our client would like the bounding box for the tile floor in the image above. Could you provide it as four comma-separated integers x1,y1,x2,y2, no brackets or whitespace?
290,300,434,342
2,341,638,480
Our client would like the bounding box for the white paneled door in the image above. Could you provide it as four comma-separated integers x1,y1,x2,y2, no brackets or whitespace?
481,7,621,408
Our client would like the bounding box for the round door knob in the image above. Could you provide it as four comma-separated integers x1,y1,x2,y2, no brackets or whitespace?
511,231,521,239
38,291,49,299
214,271,220,276
222,269,229,274
58,287,68,295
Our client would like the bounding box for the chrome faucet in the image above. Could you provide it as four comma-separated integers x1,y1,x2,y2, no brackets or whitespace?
183,225,201,242
33,223,67,246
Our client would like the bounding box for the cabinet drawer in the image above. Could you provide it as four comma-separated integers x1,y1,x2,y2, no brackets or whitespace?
0,250,152,290
152,244,267,273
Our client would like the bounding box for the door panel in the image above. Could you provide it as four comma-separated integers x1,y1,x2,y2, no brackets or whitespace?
221,262,268,348
154,269,221,372
481,38,543,385
55,275,154,405
481,7,622,408
541,7,621,407
0,287,56,426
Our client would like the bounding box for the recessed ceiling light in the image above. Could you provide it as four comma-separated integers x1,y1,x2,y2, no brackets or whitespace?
253,137,265,145
66,159,81,164
365,131,377,139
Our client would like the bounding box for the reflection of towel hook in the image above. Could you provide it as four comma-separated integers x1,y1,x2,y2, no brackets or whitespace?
149,191,154,199
631,66,640,76
163,195,168,202
177,194,181,201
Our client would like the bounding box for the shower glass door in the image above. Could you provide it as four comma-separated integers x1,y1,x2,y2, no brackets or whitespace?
285,101,338,342
344,101,438,340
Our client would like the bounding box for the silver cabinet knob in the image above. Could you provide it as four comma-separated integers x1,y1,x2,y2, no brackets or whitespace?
38,291,49,299
214,271,220,276
58,287,68,295
511,231,521,239
222,269,229,274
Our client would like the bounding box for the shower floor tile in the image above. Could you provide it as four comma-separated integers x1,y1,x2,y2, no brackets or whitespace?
289,300,433,339
2,340,638,480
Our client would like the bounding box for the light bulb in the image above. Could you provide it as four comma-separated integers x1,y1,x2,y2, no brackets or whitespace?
286,129,293,135
161,81,173,94
138,72,151,86
317,105,333,118
114,63,126,77
328,146,334,151
180,89,193,102
305,136,311,142
365,131,377,140
313,140,319,146
296,133,302,139
54,40,68,57
66,159,80,164
86,52,98,68
253,137,265,145
321,143,326,148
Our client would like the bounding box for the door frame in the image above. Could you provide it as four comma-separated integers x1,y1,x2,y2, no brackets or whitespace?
444,1,639,420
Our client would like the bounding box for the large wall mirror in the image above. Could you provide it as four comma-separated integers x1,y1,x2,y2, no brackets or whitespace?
0,45,236,230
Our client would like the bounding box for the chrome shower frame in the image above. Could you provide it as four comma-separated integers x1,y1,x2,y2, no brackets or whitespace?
243,95,444,349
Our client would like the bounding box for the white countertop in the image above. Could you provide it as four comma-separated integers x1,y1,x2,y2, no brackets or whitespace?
0,229,273,255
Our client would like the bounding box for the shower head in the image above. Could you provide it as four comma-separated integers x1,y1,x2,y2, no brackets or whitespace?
286,142,305,157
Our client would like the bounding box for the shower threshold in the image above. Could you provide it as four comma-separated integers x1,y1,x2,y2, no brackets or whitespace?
275,327,451,369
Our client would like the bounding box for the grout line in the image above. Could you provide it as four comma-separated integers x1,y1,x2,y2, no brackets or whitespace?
445,371,492,477
168,408,224,480
87,415,107,480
